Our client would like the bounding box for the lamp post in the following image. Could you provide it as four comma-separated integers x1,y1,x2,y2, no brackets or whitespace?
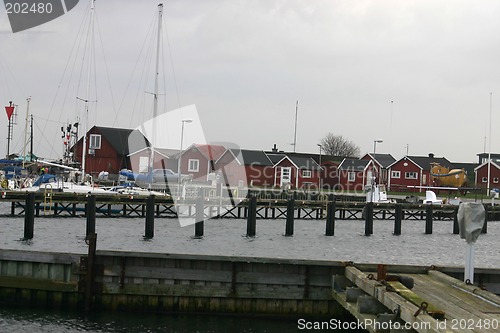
317,144,322,190
177,119,192,195
372,140,383,202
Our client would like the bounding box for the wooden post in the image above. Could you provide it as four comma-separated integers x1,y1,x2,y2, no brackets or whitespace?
285,195,295,236
145,195,155,239
84,232,97,312
86,195,96,239
325,194,335,236
246,194,257,237
393,204,402,236
364,202,373,236
425,204,433,234
24,192,35,240
453,206,459,234
195,192,204,238
482,205,488,234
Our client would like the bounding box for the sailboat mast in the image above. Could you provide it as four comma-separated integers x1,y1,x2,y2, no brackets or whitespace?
148,3,163,178
293,100,298,153
30,114,33,160
22,96,31,168
82,0,96,179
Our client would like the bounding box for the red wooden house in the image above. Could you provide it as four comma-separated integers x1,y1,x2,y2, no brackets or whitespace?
337,158,373,191
387,153,454,192
266,153,321,189
128,147,178,173
214,149,274,187
474,161,500,191
72,126,143,177
360,153,395,186
179,144,226,181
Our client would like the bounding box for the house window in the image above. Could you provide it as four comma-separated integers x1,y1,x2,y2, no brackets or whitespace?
391,171,400,179
494,178,499,184
482,177,488,183
348,172,355,182
188,159,199,172
302,170,312,178
89,134,101,149
405,172,418,179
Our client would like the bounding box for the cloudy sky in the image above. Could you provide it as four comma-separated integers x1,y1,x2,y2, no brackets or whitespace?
1,0,500,163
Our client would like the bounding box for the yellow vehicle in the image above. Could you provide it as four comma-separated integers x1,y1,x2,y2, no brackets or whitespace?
430,163,467,188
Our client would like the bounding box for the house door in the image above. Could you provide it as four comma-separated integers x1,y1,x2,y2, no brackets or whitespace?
280,167,291,187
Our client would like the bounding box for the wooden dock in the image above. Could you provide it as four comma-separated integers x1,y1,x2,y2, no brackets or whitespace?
332,264,500,332
2,189,500,222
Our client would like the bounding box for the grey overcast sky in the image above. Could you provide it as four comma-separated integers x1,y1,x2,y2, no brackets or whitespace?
1,0,500,163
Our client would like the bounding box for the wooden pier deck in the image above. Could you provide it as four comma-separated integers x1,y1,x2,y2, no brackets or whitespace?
332,265,500,332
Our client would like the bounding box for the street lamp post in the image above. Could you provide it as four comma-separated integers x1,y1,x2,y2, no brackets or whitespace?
317,144,322,190
372,140,383,202
177,119,192,196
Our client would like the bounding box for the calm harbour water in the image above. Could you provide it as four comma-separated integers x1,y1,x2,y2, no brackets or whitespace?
1,205,499,332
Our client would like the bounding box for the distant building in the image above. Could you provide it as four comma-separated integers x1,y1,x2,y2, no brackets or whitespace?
73,126,144,177
387,153,454,192
337,158,373,191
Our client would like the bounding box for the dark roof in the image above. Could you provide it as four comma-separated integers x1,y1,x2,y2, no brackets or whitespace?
229,149,273,166
405,155,454,170
274,151,345,164
364,153,396,168
266,153,286,164
452,162,478,176
93,126,138,156
338,158,370,171
265,153,321,170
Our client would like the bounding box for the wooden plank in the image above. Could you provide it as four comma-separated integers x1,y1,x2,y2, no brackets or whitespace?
345,266,441,333
387,281,445,319
0,275,77,292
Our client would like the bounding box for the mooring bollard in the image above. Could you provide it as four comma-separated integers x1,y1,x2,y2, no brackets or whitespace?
246,194,257,237
364,202,374,236
86,195,96,238
453,206,459,234
145,195,155,239
285,196,295,236
425,204,433,234
195,193,204,238
24,192,35,240
325,195,335,236
393,204,402,236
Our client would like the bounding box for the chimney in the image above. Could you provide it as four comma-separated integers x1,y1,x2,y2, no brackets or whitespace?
428,153,434,158
272,144,278,153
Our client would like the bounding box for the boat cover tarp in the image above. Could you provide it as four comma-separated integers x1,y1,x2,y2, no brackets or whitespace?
457,202,485,244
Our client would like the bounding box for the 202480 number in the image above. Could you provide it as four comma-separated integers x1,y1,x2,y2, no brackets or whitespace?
5,2,53,14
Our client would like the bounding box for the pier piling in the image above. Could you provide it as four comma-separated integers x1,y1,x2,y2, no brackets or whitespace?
23,192,35,240
285,195,295,236
325,195,335,236
246,194,257,237
425,205,433,234
86,195,96,238
453,207,459,234
482,205,488,234
393,204,402,236
195,192,204,238
145,195,155,239
364,202,373,236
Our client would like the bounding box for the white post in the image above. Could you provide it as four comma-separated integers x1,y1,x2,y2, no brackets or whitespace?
465,243,475,283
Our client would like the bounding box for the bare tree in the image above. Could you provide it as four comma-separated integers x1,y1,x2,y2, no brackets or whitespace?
320,133,360,157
